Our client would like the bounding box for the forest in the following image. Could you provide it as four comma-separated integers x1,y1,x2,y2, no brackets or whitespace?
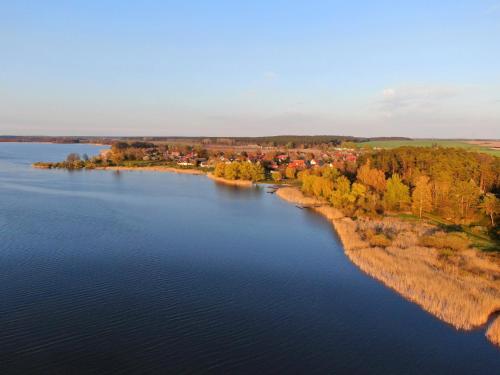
296,147,499,248
213,161,265,182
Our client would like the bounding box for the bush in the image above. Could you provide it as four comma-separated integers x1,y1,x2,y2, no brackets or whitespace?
419,232,469,251
437,248,455,260
438,224,463,233
369,234,392,248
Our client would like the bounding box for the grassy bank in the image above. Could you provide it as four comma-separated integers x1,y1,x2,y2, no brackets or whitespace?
276,187,500,348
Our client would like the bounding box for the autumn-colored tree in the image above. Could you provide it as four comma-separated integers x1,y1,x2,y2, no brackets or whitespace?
481,193,499,226
330,176,351,208
111,152,124,165
214,162,226,177
345,182,367,214
412,175,433,218
320,166,339,181
285,166,297,179
357,162,386,193
310,176,333,198
384,174,410,212
312,176,324,197
250,163,265,182
224,162,240,180
271,171,282,183
451,180,481,223
239,162,253,180
297,169,311,182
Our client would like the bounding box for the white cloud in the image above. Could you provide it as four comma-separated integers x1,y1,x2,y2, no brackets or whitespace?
377,84,460,117
382,88,396,98
367,83,500,138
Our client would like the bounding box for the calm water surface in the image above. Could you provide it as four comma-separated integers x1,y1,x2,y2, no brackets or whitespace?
0,143,499,374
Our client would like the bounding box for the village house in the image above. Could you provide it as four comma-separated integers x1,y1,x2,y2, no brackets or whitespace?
177,160,194,166
288,159,306,169
276,154,289,163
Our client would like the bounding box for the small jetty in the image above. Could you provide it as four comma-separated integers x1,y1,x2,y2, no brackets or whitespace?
295,203,323,209
266,184,294,194
266,185,281,194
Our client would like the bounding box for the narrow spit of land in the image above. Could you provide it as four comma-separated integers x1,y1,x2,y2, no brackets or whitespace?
34,162,256,187
96,166,206,175
33,164,206,175
276,186,500,348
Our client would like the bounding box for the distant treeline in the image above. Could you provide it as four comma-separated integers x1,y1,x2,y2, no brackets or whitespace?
1,135,412,147
0,136,114,144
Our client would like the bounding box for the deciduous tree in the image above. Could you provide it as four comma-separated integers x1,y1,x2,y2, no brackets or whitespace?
412,175,433,218
481,193,499,226
384,174,410,212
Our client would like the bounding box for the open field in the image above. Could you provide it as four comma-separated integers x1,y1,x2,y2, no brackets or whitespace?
357,139,500,156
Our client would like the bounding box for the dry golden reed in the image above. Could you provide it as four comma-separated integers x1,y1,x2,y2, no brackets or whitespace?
277,187,500,347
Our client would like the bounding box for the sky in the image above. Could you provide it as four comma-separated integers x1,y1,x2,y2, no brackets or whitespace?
1,0,499,138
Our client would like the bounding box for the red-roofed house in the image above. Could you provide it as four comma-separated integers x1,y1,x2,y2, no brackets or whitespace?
288,160,306,169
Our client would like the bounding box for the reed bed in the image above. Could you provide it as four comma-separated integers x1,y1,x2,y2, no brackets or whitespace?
276,187,500,347
487,317,500,346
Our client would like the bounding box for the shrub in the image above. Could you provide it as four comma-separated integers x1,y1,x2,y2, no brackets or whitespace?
419,232,470,251
392,231,419,249
369,234,392,248
271,171,282,182
437,248,455,260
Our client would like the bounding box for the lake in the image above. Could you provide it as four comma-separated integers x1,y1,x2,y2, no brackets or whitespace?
0,143,499,374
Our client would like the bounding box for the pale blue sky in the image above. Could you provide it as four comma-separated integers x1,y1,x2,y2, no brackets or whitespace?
1,0,499,137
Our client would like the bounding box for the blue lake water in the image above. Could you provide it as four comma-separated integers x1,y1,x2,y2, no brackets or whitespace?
0,142,499,374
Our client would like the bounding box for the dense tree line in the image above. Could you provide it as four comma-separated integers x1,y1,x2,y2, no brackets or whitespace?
300,148,499,229
213,161,265,182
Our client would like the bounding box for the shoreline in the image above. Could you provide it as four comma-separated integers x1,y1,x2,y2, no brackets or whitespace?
276,186,500,348
95,166,206,175
206,173,254,187
32,163,256,186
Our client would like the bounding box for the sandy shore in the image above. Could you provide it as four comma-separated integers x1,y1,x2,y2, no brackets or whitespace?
206,173,254,187
95,166,206,175
276,187,500,347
